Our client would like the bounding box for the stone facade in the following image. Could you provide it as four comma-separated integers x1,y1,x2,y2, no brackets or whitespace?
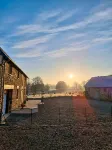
0,48,28,114
3,62,27,109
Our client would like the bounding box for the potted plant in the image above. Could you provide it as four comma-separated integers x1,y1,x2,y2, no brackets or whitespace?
21,101,26,109
23,100,26,104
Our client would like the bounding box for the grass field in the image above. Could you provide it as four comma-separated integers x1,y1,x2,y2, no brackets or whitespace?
0,96,112,150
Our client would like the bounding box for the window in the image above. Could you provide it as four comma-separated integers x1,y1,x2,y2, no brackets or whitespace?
16,89,19,99
9,64,12,74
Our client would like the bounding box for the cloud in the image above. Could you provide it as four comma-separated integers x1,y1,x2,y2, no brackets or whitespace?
67,33,85,40
10,24,48,36
15,50,42,58
93,37,112,43
48,46,89,58
9,4,112,38
3,1,112,62
91,0,112,13
14,45,46,58
56,10,77,23
12,34,56,49
14,7,112,36
49,7,112,33
14,40,90,58
45,49,67,58
87,8,112,23
38,9,62,21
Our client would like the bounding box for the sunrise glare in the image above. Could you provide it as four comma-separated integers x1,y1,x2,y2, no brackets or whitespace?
68,74,73,79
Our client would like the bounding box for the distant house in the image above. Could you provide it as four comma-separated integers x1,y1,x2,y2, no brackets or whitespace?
85,76,112,101
0,47,28,118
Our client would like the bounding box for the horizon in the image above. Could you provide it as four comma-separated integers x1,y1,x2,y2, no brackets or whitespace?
0,0,112,86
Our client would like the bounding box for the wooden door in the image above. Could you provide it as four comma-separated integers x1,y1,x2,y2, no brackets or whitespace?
6,90,12,113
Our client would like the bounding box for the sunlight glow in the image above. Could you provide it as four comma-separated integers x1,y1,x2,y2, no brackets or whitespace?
68,74,73,79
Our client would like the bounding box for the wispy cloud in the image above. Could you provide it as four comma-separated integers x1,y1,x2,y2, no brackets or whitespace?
10,24,48,36
3,0,112,61
14,40,90,58
15,49,42,58
93,37,112,43
12,34,56,49
38,9,62,21
49,7,112,33
11,6,112,37
67,33,85,40
87,8,112,23
45,49,67,58
56,10,77,23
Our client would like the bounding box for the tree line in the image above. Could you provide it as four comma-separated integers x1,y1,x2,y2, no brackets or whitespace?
27,76,87,95
27,76,50,95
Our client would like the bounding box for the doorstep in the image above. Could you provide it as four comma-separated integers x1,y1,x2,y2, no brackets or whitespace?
1,113,11,125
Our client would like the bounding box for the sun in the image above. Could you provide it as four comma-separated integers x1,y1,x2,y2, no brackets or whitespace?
68,74,73,79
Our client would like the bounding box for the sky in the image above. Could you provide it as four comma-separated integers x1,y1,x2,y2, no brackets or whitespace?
0,0,112,85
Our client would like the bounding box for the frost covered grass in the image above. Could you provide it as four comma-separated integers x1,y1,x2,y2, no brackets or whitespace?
0,97,112,150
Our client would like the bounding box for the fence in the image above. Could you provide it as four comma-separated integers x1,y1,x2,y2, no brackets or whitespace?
2,104,112,127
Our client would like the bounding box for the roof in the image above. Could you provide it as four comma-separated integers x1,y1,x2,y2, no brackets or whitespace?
85,76,112,88
0,47,28,78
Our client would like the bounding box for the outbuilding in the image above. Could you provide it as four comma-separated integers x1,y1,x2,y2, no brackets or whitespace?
85,76,112,101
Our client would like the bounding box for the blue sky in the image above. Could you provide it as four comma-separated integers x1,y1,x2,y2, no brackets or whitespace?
0,0,112,85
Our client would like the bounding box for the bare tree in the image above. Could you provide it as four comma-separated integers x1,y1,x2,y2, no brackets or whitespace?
44,84,50,92
31,76,44,94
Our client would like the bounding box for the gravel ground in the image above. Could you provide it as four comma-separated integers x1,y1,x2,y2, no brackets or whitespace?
0,97,112,150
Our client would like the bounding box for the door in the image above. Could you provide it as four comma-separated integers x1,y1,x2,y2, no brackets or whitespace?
95,89,100,99
6,90,12,113
2,93,7,115
21,89,24,103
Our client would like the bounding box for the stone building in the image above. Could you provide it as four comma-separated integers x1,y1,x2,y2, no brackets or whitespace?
0,47,28,117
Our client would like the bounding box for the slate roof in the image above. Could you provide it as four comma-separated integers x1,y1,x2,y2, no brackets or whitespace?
0,47,28,78
85,76,112,88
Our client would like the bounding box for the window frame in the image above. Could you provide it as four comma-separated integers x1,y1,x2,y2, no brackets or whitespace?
9,64,12,74
17,71,19,78
16,89,19,99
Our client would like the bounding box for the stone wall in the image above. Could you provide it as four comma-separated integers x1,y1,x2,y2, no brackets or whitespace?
4,62,27,109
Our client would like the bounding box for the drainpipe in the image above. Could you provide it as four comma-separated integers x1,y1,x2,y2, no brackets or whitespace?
0,55,5,123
